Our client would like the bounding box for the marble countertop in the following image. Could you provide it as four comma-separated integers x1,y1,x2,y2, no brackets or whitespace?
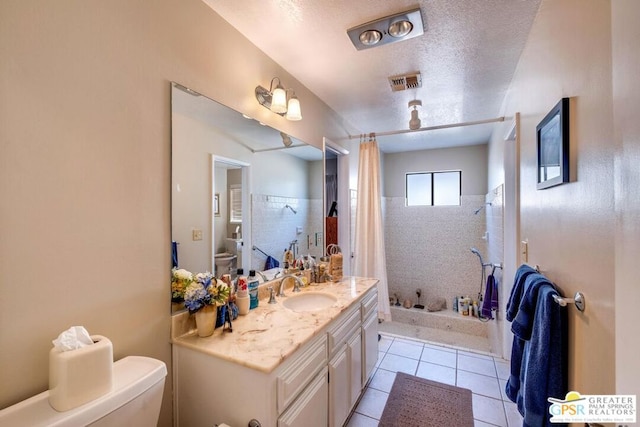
171,276,378,373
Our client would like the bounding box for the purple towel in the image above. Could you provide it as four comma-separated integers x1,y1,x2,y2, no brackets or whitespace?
481,274,498,319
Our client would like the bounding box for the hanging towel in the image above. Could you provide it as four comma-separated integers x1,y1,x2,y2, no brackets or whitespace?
481,274,498,319
520,285,568,427
264,255,279,270
505,271,568,427
171,241,178,269
505,269,547,403
506,264,539,321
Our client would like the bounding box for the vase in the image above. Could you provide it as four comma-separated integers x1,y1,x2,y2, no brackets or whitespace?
194,305,216,337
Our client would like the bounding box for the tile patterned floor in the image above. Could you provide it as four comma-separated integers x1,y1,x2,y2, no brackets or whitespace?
346,333,523,427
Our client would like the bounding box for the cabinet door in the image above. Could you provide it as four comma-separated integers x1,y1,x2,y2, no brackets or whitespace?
362,311,378,385
279,368,328,427
348,330,363,409
328,345,349,427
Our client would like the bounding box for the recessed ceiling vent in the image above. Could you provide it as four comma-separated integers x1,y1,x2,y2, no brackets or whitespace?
388,72,422,92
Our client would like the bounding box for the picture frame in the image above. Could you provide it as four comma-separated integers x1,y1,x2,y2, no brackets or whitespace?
536,97,570,190
213,193,220,216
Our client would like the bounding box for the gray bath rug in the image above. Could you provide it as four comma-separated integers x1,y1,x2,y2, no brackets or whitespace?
379,372,474,427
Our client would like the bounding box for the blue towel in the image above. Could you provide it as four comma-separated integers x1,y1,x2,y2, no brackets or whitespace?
264,255,279,270
171,241,178,268
520,285,568,427
512,274,555,341
506,264,539,321
505,270,551,402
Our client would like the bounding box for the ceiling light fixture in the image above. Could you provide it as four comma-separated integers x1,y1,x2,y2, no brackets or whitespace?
347,8,424,51
255,77,303,121
408,100,422,130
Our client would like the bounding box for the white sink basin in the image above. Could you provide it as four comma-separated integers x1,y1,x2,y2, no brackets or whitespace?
282,292,338,312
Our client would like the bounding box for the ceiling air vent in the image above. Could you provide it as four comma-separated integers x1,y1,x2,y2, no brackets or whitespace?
388,72,422,92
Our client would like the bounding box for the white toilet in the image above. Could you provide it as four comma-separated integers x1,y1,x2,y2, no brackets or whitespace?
0,356,167,427
214,252,237,277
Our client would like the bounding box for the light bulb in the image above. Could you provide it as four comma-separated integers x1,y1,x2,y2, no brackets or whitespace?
409,108,421,130
270,84,287,114
286,95,302,121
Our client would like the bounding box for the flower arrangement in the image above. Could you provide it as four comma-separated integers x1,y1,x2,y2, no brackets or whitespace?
183,271,230,314
171,268,193,301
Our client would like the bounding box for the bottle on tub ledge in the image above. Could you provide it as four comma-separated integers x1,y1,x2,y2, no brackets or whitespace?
458,296,471,316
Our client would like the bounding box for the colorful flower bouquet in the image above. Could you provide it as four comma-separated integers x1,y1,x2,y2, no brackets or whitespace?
183,271,230,314
171,268,193,302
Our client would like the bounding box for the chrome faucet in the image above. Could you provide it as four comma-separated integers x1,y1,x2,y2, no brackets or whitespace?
277,274,304,297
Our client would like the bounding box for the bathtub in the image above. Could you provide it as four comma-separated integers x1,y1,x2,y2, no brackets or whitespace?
379,305,492,353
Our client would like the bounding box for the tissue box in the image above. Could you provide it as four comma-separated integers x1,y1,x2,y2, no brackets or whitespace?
49,335,113,412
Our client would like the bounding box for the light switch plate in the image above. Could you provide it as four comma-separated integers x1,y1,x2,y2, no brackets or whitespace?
192,229,203,241
520,240,528,262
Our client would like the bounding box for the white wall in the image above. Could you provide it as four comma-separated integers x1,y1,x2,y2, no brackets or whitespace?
0,0,352,423
383,144,489,197
487,0,615,394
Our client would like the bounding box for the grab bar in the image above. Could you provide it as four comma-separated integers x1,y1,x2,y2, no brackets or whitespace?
252,245,270,258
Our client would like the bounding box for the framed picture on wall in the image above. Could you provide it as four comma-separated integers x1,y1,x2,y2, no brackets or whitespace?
214,193,220,216
536,97,570,190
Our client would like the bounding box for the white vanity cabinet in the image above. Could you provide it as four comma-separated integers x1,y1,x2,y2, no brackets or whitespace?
361,290,379,385
327,304,360,427
327,287,378,427
174,331,328,427
173,284,378,427
278,368,328,427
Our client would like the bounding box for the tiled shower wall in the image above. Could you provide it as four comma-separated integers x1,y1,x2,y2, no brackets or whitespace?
383,195,487,311
251,194,323,271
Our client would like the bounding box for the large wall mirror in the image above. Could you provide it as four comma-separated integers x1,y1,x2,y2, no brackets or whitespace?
171,82,325,313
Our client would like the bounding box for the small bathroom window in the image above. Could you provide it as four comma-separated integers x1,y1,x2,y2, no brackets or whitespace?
406,171,461,206
229,184,242,223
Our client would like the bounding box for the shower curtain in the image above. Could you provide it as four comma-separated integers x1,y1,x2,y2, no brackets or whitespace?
353,139,391,321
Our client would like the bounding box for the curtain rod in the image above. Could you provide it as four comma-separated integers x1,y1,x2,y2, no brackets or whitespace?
345,116,505,140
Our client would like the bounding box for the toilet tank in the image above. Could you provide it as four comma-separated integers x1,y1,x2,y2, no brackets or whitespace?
0,356,167,427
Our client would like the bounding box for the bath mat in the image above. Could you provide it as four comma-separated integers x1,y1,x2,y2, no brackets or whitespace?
379,372,474,427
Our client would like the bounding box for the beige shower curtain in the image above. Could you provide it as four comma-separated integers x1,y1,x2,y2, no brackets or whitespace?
353,139,391,321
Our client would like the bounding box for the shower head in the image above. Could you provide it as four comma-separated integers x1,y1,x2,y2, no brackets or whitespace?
284,204,297,214
470,247,485,267
474,202,492,215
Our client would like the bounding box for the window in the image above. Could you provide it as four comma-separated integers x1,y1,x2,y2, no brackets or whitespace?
406,171,461,206
229,184,242,223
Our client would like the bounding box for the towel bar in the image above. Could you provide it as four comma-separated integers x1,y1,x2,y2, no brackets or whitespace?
552,291,585,312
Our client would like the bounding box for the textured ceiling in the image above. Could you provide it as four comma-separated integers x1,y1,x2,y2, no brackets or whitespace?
203,0,541,152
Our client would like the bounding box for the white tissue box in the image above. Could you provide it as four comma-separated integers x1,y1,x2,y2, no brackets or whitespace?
48,335,113,412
